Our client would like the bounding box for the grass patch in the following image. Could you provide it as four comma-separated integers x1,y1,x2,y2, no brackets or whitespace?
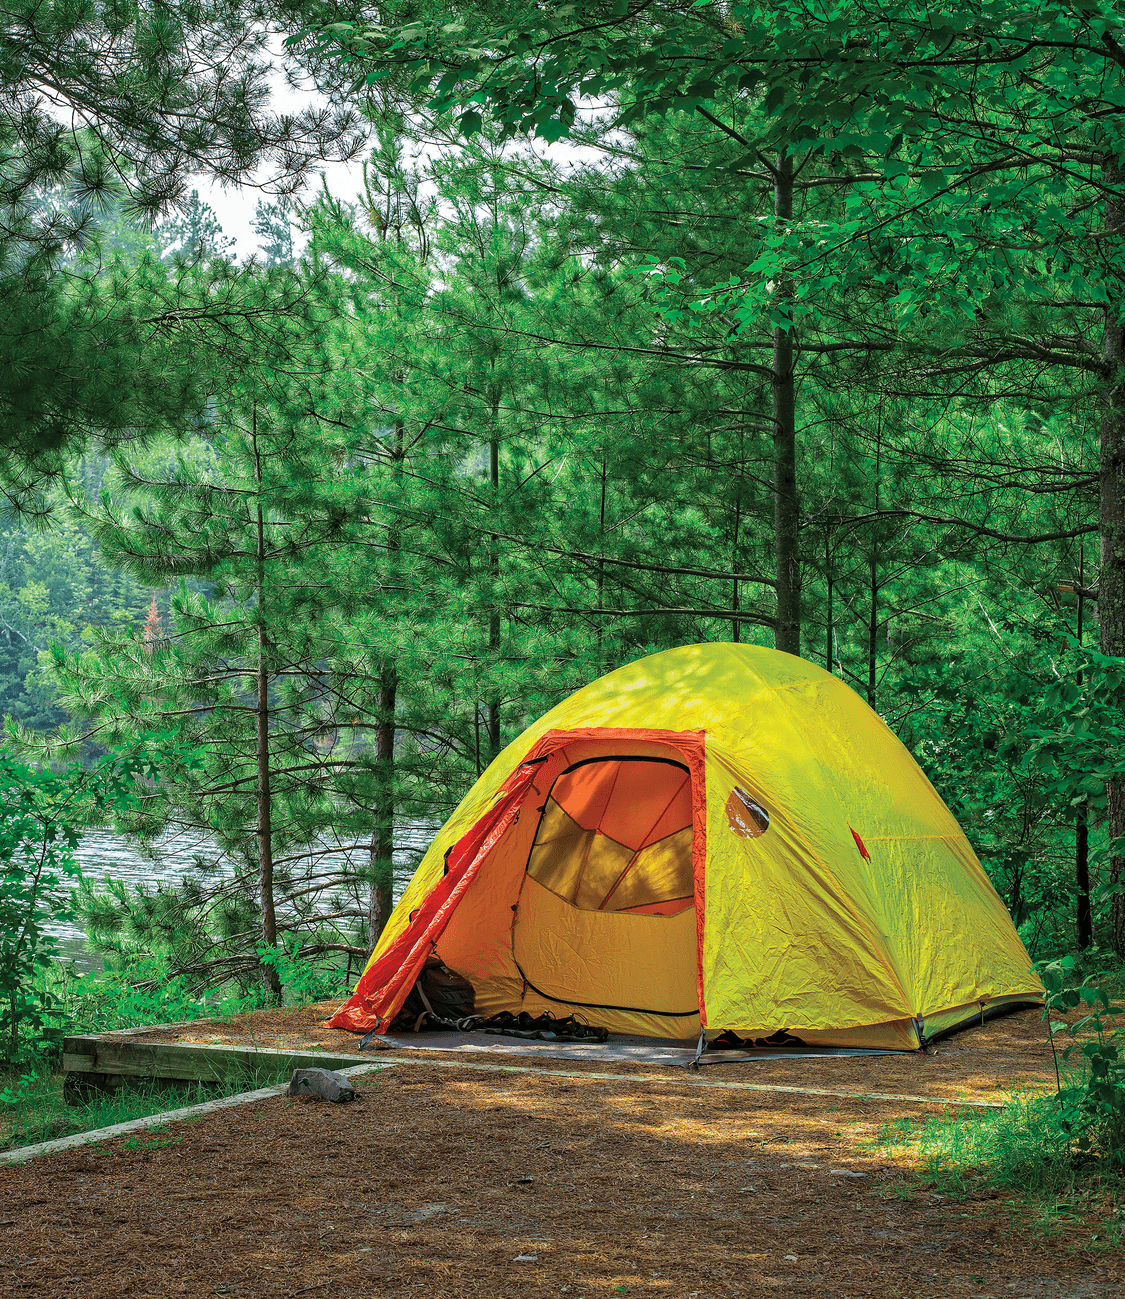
0,1056,294,1155
872,954,1125,1243
875,1088,1125,1239
2,944,351,1158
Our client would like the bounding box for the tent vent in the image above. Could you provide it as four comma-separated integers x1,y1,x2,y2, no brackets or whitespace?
727,788,769,838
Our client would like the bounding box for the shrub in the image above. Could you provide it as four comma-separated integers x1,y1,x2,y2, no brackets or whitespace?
0,746,153,1065
1040,954,1125,1168
1,753,87,1065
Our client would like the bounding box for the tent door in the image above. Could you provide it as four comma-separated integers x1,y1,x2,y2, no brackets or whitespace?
510,756,699,1026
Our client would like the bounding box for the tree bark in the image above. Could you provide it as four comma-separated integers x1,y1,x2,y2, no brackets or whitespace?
486,419,501,759
598,456,608,661
1075,562,1092,950
253,417,281,1003
367,666,397,954
772,147,800,655
369,416,404,953
1077,811,1092,949
867,427,881,707
731,477,742,644
1102,155,1125,955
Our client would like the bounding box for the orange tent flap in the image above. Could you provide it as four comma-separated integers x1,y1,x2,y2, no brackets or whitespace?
327,765,539,1033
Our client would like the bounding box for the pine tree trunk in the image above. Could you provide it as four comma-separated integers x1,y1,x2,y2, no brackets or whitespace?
253,422,281,1003
368,417,404,952
487,422,501,759
772,148,800,655
731,486,742,644
597,457,608,663
256,603,280,1002
367,666,397,955
1077,810,1092,949
1076,572,1093,950
867,422,881,706
1102,157,1125,954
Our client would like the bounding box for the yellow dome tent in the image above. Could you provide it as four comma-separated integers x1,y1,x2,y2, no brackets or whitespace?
330,644,1041,1049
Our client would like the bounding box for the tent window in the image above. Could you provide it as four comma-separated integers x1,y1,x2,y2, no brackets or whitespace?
526,758,693,916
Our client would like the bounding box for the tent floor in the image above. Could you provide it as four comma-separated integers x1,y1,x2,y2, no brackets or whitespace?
59,1003,929,1101
60,1000,1062,1105
378,1030,897,1067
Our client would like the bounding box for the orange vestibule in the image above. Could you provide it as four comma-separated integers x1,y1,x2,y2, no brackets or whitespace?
329,644,1042,1049
331,728,707,1040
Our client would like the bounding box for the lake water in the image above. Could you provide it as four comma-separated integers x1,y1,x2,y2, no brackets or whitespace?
47,824,435,970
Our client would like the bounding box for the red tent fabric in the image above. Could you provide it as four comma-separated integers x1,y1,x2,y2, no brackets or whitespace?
327,763,540,1033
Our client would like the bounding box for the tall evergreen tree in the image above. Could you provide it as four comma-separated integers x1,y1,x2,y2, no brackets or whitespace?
32,364,384,998
1,0,364,488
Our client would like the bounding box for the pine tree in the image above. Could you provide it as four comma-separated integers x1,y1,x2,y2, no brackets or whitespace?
156,192,237,262
34,363,386,999
252,199,296,268
1,0,364,481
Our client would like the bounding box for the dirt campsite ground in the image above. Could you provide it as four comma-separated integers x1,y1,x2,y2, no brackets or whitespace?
1,1007,1121,1299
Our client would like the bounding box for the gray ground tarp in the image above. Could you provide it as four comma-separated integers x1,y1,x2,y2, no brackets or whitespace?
377,1032,896,1068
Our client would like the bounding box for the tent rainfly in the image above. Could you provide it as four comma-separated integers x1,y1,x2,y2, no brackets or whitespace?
330,644,1042,1049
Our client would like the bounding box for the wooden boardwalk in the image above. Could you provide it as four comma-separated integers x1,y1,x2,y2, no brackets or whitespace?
62,1020,373,1093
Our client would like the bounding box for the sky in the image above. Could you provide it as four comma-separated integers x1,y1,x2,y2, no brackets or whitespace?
188,46,367,259
186,41,606,260
192,155,361,260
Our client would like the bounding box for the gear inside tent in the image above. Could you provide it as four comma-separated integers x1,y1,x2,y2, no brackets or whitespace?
330,643,1042,1050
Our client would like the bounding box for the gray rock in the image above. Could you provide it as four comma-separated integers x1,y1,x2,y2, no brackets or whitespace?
288,1067,356,1103
830,1168,867,1178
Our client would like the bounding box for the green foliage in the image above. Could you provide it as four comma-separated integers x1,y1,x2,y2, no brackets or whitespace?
39,384,386,997
0,747,151,1064
0,483,161,733
0,1069,36,1107
313,2,1125,323
0,1055,294,1155
50,951,257,1037
256,941,345,1006
156,191,236,262
252,198,296,267
0,0,362,489
895,639,1125,950
1017,650,1125,840
1041,955,1125,1168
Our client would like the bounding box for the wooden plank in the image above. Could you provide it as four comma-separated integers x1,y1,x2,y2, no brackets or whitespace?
62,1024,202,1051
67,1037,373,1083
